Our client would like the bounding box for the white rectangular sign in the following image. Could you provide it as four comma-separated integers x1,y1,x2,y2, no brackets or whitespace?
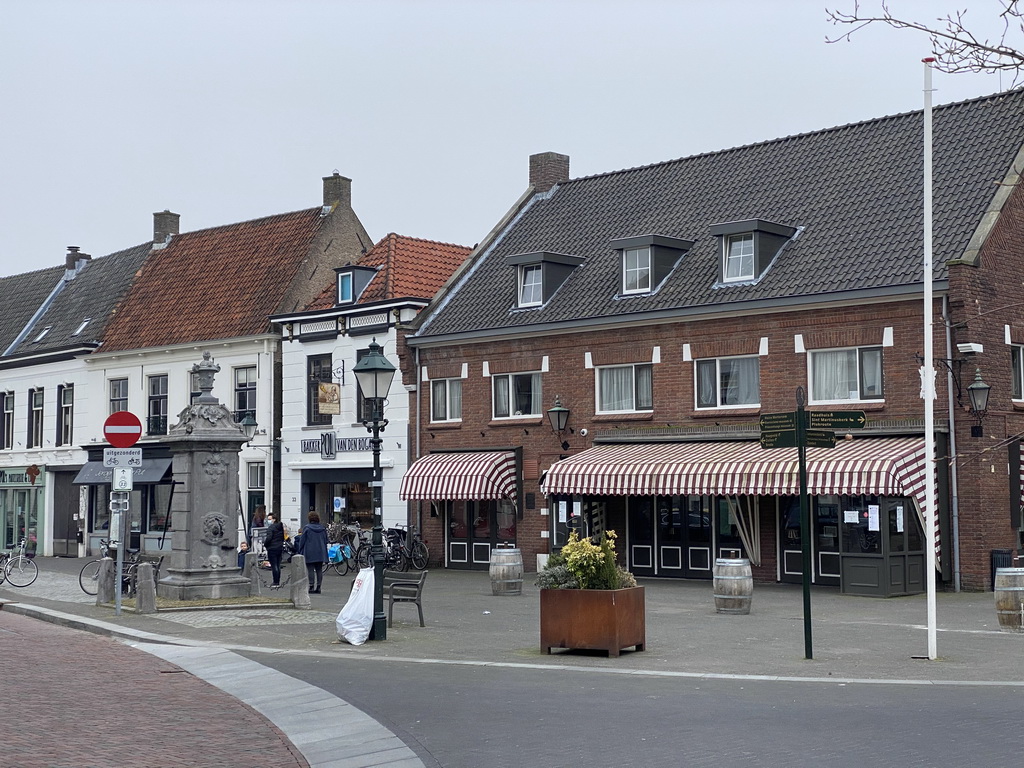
112,467,134,491
104,448,142,468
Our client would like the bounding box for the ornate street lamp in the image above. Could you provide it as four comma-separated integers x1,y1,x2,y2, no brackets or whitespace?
239,414,258,443
352,338,397,640
966,368,991,438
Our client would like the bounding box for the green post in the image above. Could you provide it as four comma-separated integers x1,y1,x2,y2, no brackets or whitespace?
796,387,813,659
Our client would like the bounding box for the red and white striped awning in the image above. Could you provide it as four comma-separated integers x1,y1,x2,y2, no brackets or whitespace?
400,451,517,503
541,438,936,556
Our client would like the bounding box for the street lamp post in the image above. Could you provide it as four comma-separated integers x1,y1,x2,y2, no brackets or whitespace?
352,338,396,641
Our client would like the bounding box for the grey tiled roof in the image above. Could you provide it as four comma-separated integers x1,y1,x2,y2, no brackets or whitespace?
417,90,1024,338
2,243,151,359
0,264,67,356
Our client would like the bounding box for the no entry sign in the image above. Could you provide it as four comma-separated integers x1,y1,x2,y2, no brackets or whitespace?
103,411,143,448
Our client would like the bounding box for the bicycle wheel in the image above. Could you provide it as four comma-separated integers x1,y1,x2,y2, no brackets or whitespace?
5,555,38,587
79,560,102,595
356,544,373,568
411,540,429,570
331,559,349,577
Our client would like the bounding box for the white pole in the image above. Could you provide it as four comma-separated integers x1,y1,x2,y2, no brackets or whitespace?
922,58,938,660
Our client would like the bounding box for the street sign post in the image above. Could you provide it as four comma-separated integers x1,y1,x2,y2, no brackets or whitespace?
804,429,837,449
112,467,134,491
759,412,797,431
759,430,797,449
807,410,867,430
103,447,143,468
103,411,143,448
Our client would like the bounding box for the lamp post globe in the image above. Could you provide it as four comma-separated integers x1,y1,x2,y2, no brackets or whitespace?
353,338,396,641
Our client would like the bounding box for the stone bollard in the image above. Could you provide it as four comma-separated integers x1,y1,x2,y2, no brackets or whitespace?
97,557,116,605
243,552,260,597
134,562,157,614
290,554,310,609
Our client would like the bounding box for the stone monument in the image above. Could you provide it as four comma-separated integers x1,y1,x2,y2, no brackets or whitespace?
157,352,251,600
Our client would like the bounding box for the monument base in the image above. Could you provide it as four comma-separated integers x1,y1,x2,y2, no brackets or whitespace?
157,567,251,601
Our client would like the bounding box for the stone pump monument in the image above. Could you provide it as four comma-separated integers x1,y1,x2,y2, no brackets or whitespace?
157,352,251,600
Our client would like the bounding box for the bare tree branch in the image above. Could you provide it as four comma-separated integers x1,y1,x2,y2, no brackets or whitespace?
826,1,1024,85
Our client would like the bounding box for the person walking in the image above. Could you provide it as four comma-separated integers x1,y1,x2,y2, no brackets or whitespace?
295,511,329,594
263,512,285,589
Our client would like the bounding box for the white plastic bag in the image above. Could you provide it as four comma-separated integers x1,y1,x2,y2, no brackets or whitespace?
336,567,375,645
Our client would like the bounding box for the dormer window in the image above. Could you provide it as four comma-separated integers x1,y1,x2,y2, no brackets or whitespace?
623,247,651,294
506,251,584,309
710,219,798,285
610,235,693,297
334,265,377,306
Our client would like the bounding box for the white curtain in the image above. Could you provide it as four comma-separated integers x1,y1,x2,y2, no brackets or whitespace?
493,376,510,417
721,357,759,405
812,349,855,400
727,495,761,566
600,367,633,410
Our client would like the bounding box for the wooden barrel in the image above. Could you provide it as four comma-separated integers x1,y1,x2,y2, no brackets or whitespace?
490,547,523,596
994,567,1024,633
713,558,753,615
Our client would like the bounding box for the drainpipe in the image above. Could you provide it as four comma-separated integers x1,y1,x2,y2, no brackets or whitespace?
414,346,422,536
943,295,962,592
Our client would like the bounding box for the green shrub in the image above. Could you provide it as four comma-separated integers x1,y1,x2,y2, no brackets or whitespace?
537,530,634,590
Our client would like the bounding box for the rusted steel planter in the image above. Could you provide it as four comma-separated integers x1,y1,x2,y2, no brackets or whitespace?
540,586,645,658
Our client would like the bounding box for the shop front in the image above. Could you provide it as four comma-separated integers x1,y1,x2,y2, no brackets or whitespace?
541,437,937,596
401,450,521,570
0,466,44,556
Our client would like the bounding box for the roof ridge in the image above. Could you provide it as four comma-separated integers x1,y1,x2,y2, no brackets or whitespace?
172,206,322,239
562,87,1024,186
381,232,474,250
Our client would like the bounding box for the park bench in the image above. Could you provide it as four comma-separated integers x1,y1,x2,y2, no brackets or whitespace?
383,569,427,627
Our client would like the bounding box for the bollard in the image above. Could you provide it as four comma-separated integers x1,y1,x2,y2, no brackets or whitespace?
97,557,116,605
134,562,157,614
243,551,259,597
290,554,310,609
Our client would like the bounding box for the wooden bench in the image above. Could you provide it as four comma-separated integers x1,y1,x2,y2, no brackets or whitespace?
383,569,427,627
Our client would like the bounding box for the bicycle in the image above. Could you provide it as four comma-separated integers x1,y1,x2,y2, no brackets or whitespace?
393,524,429,570
0,538,38,588
79,540,160,597
329,525,361,576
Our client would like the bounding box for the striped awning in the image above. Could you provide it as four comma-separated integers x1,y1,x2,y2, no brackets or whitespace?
400,451,517,503
541,438,936,556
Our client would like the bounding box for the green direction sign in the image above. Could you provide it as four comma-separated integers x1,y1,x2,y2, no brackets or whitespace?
759,411,797,431
804,429,836,449
808,410,867,430
760,430,797,449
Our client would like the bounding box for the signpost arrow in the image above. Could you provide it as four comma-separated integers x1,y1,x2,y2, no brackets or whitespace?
759,411,797,431
808,410,867,430
759,430,797,450
804,429,836,449
103,411,143,448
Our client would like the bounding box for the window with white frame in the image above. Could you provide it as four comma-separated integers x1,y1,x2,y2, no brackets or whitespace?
109,378,128,415
57,384,73,446
622,247,651,294
247,461,266,490
148,375,168,435
695,356,759,409
809,346,883,402
723,234,754,282
1013,345,1024,399
493,372,541,418
431,378,463,422
337,272,354,304
27,388,43,448
596,364,653,413
234,366,257,421
1,393,13,450
519,265,542,307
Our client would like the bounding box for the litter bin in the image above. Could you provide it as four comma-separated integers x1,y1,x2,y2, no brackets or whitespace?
991,549,1015,591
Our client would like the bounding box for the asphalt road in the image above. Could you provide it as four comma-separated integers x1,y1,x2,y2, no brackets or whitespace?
246,652,1023,768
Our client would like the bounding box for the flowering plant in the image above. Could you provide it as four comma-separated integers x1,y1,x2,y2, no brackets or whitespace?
536,530,637,590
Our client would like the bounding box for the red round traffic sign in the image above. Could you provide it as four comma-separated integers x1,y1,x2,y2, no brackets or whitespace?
103,411,143,448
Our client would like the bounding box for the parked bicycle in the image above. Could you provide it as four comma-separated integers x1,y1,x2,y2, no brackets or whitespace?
392,524,429,570
329,524,362,576
0,538,38,588
78,540,162,597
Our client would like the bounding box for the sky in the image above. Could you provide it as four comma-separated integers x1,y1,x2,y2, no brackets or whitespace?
0,0,1017,278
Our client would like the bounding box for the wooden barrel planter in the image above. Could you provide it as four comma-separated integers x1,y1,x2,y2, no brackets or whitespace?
489,546,523,596
713,557,753,615
994,567,1024,633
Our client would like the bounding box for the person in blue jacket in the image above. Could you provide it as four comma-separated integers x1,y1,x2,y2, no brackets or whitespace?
295,511,330,594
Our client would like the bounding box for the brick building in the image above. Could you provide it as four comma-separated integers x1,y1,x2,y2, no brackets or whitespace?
402,90,1024,592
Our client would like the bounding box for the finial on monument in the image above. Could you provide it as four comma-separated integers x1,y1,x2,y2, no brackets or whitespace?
192,351,221,404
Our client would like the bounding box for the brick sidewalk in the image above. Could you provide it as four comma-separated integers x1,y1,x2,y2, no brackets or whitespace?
0,611,307,768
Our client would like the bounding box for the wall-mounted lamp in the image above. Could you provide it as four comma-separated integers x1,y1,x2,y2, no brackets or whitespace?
239,414,258,443
547,395,570,451
966,368,991,438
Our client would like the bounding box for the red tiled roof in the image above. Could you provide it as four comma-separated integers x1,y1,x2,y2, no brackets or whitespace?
101,209,324,352
306,233,471,310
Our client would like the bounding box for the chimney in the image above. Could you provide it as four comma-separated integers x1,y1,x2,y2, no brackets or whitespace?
323,172,352,209
153,210,180,248
64,246,91,279
529,152,570,193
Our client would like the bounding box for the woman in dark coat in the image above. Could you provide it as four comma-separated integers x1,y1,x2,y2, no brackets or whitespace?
263,512,285,589
295,511,330,594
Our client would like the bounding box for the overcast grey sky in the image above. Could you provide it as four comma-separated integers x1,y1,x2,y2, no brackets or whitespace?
0,0,1013,278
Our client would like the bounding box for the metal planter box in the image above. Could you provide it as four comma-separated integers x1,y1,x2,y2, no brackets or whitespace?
540,586,645,658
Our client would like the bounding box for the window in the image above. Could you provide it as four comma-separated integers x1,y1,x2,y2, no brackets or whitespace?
234,366,257,421
1013,345,1024,399
431,379,463,422
27,388,43,448
109,378,128,415
1,393,13,450
810,347,883,402
31,326,52,343
597,364,653,413
148,375,168,435
337,272,353,304
519,265,542,307
57,384,74,446
724,234,754,282
247,461,266,490
622,247,651,294
492,372,541,418
72,319,91,336
189,372,203,405
307,354,333,426
696,357,760,409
